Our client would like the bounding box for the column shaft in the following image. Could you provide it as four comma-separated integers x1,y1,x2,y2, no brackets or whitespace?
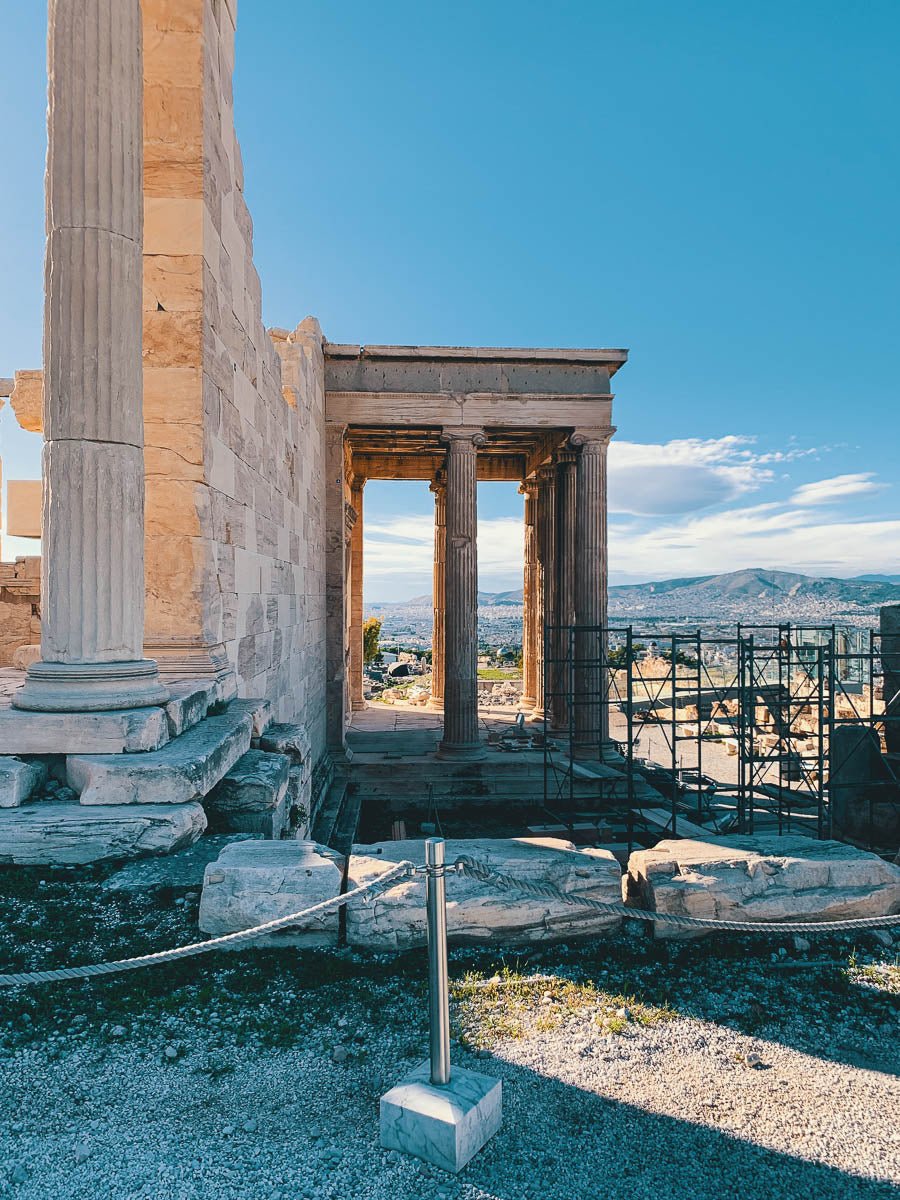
532,469,557,719
429,479,446,708
324,425,348,749
572,432,612,756
15,0,166,711
552,453,577,729
349,479,365,710
439,429,485,758
520,484,539,709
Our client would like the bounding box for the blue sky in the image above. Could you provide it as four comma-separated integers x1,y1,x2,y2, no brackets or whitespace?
1,1,898,599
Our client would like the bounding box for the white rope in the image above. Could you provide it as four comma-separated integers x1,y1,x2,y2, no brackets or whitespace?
455,856,900,935
1,849,898,989
0,860,414,988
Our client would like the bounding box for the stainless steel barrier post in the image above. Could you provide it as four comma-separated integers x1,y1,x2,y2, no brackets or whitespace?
425,836,451,1086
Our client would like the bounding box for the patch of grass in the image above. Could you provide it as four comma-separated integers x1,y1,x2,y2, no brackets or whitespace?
450,967,676,1049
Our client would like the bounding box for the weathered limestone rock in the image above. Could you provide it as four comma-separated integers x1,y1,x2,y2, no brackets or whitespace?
8,369,43,433
205,749,291,837
258,722,311,765
0,802,206,866
0,705,170,756
67,700,256,805
0,758,47,808
346,837,622,950
257,722,313,834
164,679,217,738
199,840,343,946
626,835,900,939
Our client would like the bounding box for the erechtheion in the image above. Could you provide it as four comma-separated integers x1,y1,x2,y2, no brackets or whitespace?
0,0,623,862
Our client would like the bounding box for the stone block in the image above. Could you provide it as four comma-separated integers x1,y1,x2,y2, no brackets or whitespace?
6,481,41,538
0,758,47,808
626,835,900,939
198,839,343,946
258,722,312,765
9,369,43,433
67,700,255,805
0,802,206,866
346,838,622,950
205,749,291,837
164,678,217,737
380,1061,502,1174
0,706,170,755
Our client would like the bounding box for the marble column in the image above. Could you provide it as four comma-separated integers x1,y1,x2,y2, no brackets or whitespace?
324,424,348,750
15,0,167,712
439,427,486,759
429,476,446,710
572,429,613,758
349,476,366,711
532,467,557,719
551,450,577,730
520,482,539,710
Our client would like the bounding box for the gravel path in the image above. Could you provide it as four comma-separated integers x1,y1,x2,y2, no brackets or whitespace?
0,956,897,1199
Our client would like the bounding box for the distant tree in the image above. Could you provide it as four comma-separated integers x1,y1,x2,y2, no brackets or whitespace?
363,617,382,665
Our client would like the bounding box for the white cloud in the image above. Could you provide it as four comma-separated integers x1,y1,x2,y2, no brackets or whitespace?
608,436,777,516
790,473,884,506
609,503,900,581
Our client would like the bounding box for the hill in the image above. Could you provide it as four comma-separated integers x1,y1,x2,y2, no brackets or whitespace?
608,568,900,619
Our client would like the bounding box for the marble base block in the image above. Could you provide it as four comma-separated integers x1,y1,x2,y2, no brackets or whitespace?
380,1061,502,1173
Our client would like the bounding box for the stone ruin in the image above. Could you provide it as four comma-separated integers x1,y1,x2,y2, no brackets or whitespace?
0,1,897,947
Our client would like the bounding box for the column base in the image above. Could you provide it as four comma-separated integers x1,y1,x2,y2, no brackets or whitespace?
427,696,444,711
12,659,169,713
437,739,487,761
520,693,538,710
351,698,368,711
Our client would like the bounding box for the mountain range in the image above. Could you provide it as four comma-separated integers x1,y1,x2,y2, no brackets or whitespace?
385,569,900,615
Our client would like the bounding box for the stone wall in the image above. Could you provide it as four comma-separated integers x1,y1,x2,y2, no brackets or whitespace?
0,558,40,667
140,0,328,754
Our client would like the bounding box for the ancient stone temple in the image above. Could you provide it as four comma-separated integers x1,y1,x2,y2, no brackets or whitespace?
0,0,623,862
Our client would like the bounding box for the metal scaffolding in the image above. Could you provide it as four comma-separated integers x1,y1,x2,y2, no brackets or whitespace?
542,622,899,857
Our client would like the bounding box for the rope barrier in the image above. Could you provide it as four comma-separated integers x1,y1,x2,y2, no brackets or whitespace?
0,850,897,989
454,856,900,935
0,860,414,988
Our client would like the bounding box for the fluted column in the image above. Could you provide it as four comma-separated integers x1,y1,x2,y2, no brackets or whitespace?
532,467,557,719
520,483,539,710
439,428,486,759
349,477,365,710
429,476,446,710
551,451,577,729
572,429,613,757
15,0,166,711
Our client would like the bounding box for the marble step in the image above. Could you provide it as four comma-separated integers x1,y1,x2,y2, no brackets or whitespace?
66,700,270,806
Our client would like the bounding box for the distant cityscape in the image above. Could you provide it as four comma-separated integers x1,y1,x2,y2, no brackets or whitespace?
366,568,900,655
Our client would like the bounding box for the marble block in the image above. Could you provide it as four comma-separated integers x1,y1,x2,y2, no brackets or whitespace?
380,1061,502,1173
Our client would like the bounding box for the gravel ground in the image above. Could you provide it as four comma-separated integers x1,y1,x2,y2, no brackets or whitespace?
0,872,897,1199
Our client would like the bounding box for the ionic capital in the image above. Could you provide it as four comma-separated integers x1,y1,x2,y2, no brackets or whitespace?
570,426,615,451
441,426,487,450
